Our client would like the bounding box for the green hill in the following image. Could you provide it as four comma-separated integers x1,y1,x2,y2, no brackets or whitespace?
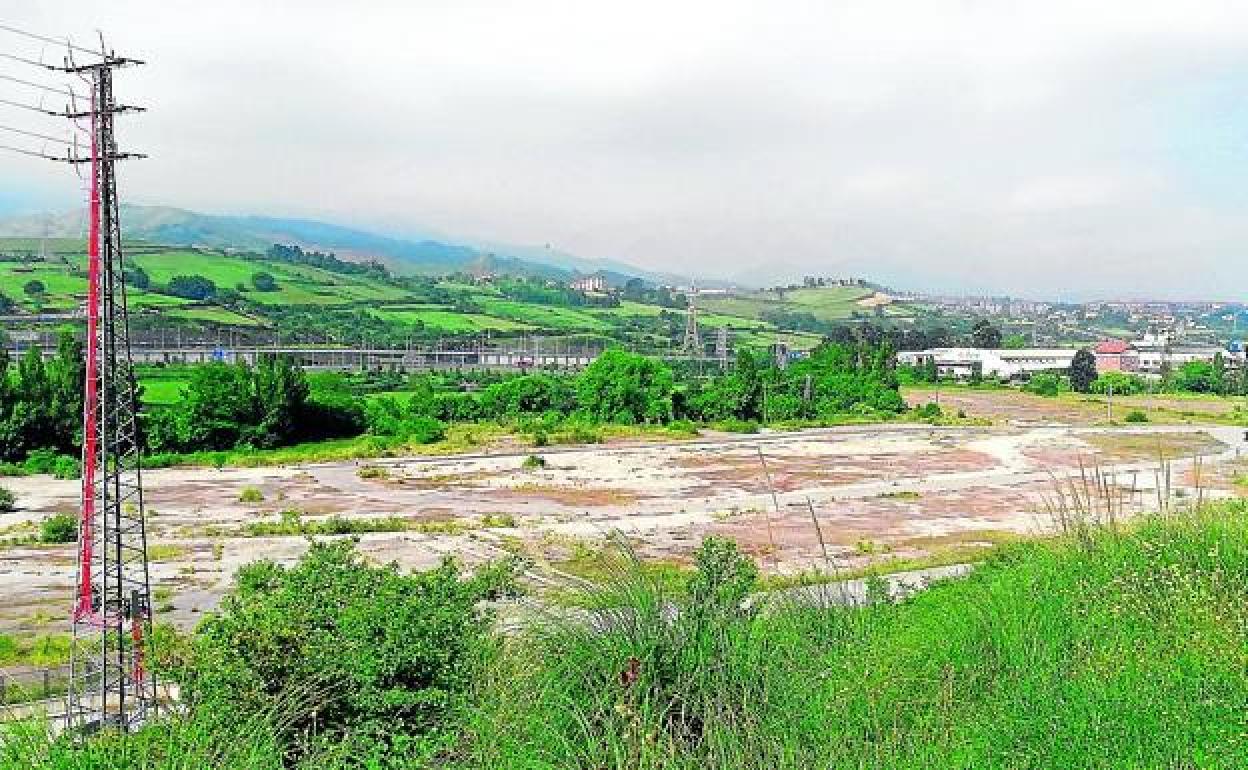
0,239,818,350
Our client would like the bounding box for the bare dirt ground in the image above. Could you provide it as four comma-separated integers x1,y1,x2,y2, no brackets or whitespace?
2,409,1244,635
903,387,1242,426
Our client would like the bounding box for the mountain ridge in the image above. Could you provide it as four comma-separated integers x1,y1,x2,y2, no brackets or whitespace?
0,204,712,288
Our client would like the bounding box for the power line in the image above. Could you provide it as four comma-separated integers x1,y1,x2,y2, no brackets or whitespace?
0,72,84,100
0,95,66,116
0,141,61,160
0,21,105,59
0,122,75,145
0,51,60,71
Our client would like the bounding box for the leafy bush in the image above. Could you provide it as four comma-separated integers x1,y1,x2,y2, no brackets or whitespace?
1125,409,1149,423
913,402,942,419
238,486,264,503
51,454,80,479
19,449,80,479
1090,371,1148,396
1023,372,1062,397
39,512,78,544
184,540,519,763
0,486,14,512
356,465,390,480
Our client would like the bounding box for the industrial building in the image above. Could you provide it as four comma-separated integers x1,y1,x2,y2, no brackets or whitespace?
897,348,1077,381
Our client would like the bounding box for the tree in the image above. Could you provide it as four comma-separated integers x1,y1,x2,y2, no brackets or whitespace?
970,320,1002,349
22,279,45,297
576,348,675,424
1069,349,1097,393
250,271,278,292
124,266,150,289
0,292,14,313
1003,334,1027,349
1174,361,1217,393
167,274,217,300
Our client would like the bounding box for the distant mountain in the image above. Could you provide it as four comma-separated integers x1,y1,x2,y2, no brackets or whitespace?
0,204,701,287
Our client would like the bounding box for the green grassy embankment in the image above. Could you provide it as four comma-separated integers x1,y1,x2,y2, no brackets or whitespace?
471,502,1248,769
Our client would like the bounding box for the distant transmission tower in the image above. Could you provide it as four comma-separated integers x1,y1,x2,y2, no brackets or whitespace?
683,287,701,355
715,325,729,367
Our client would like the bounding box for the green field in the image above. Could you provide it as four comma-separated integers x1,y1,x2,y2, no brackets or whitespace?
477,298,615,332
128,250,410,306
163,306,263,326
370,307,533,332
699,285,900,323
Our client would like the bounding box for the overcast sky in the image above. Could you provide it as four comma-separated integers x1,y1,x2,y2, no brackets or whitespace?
1,1,1247,299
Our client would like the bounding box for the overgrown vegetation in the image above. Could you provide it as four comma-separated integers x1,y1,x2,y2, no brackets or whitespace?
9,505,1248,767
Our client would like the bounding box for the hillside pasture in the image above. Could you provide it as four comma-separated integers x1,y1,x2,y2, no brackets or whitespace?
370,307,534,333
477,298,615,332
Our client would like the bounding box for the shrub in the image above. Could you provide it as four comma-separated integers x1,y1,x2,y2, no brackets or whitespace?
1023,372,1062,397
716,418,759,434
0,486,14,512
356,465,390,480
914,402,942,419
407,415,447,444
52,455,81,479
1125,409,1149,423
185,541,519,763
39,512,78,544
21,448,60,475
238,486,265,503
667,418,700,436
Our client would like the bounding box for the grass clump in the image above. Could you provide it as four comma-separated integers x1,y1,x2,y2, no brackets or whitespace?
1125,408,1150,423
38,512,77,544
521,454,546,470
237,486,265,503
0,632,71,667
480,513,517,528
356,465,390,480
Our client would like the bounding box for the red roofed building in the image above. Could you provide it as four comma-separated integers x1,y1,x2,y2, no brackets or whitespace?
1093,339,1139,372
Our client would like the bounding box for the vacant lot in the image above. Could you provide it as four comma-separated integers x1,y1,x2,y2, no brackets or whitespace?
0,422,1239,639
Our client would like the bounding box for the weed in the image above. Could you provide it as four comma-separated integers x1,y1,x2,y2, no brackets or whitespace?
521,454,546,470
356,465,391,480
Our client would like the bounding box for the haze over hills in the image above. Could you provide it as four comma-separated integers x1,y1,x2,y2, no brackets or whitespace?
0,204,704,288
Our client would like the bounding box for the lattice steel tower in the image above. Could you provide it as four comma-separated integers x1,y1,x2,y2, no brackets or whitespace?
683,287,701,354
64,46,156,735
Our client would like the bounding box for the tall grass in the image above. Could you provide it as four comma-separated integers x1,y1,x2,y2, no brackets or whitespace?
464,503,1248,769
